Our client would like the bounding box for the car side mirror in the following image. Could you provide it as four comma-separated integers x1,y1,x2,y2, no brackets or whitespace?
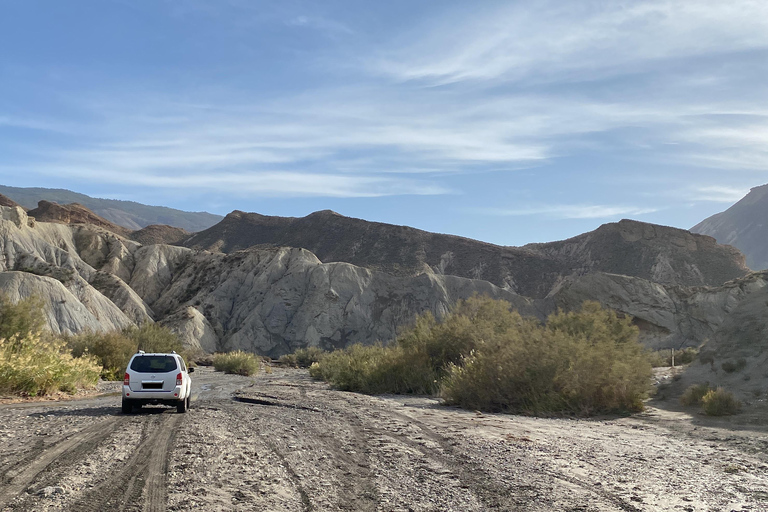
188,367,195,373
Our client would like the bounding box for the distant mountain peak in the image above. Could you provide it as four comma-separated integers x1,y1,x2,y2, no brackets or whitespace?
0,184,222,232
691,184,768,270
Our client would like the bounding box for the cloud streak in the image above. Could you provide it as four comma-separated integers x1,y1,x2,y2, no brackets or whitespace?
375,1,768,85
688,186,749,203
471,204,659,220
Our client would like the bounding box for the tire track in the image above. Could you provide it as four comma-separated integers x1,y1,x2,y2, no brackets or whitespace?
69,413,181,512
232,397,378,511
383,408,642,512
283,390,639,511
0,417,122,510
262,438,313,512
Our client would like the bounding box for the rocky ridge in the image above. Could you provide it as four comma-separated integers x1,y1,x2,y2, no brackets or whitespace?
0,194,21,208
28,200,132,237
129,224,190,246
185,211,748,298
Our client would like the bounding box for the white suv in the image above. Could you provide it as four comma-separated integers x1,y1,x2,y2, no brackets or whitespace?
122,351,194,414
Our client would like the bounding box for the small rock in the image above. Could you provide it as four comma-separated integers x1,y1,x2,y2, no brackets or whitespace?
37,486,65,498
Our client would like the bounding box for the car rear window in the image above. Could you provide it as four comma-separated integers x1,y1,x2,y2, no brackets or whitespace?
130,355,178,373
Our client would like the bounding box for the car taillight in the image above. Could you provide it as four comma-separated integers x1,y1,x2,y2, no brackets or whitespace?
176,373,182,385
124,373,130,385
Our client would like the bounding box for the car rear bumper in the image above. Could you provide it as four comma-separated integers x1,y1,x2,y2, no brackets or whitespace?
123,385,186,400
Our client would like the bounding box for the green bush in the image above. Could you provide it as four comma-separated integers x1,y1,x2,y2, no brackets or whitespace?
0,294,46,343
125,323,183,354
67,323,188,380
279,346,327,368
309,343,436,394
721,358,747,373
214,351,260,376
443,301,651,415
0,332,100,395
311,297,653,416
679,383,712,406
67,331,137,380
701,387,741,416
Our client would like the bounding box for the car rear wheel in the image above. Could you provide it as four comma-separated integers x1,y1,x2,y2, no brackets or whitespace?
121,397,134,414
177,395,189,413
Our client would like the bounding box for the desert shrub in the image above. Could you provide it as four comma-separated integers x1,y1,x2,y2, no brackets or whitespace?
312,297,652,416
0,332,100,395
679,383,712,406
721,358,747,373
67,323,189,380
66,331,137,380
279,347,327,368
701,387,741,416
648,347,699,367
214,351,260,376
309,343,436,394
125,323,183,354
443,301,651,415
0,294,46,343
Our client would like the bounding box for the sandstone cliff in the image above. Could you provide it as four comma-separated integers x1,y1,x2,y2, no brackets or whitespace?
0,206,535,355
154,247,537,357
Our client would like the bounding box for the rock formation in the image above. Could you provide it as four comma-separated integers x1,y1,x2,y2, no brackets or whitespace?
0,203,762,362
185,211,748,298
28,200,131,237
0,194,21,208
130,224,189,246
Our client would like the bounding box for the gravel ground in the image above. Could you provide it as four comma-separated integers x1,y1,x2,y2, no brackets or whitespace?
0,366,766,511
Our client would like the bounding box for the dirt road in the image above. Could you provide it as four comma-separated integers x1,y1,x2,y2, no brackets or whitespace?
0,367,766,511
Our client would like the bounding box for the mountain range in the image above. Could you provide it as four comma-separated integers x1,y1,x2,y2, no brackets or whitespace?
0,185,222,232
1,183,767,401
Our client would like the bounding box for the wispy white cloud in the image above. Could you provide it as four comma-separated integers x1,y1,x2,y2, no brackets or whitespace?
375,1,768,85
470,204,659,220
3,165,449,198
688,186,748,203
5,0,768,203
0,115,75,133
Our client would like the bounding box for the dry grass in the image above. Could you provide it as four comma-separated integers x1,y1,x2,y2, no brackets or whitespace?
0,332,100,396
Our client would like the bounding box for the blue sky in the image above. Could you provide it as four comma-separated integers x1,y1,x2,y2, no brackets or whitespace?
1,0,767,245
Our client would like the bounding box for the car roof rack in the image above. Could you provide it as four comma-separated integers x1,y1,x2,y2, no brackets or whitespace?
138,350,145,354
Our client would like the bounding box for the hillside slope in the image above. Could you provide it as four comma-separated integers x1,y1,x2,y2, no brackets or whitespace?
185,210,748,298
28,200,131,237
0,185,222,232
692,183,768,270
